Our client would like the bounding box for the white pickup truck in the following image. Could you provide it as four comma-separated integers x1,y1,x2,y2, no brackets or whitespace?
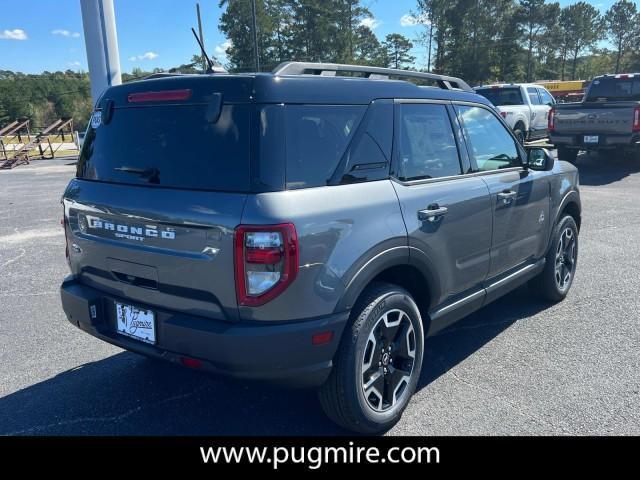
474,83,556,144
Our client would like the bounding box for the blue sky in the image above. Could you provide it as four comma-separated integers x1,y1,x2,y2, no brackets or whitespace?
0,0,621,74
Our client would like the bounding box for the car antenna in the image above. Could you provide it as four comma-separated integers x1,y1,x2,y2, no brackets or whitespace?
191,27,215,74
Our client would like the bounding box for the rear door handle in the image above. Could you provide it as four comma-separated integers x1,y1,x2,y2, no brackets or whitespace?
418,205,448,222
497,190,517,204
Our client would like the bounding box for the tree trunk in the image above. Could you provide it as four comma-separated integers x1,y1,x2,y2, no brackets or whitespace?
571,49,579,80
615,38,623,73
527,33,533,82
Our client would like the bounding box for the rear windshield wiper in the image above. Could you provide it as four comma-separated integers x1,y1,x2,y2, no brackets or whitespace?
114,166,160,184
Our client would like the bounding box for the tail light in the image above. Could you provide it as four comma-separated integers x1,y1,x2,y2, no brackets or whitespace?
633,106,640,132
500,111,507,119
548,107,555,133
235,224,299,307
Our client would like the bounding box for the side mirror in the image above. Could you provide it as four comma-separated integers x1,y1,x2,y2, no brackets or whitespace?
525,147,555,171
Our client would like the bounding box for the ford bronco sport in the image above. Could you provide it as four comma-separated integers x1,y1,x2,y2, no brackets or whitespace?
60,62,581,434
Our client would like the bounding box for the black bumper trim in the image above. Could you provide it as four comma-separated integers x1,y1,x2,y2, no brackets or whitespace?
60,276,349,388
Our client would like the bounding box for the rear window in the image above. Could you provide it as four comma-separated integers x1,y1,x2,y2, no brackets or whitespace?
586,77,640,102
284,105,365,189
475,88,524,106
77,104,250,191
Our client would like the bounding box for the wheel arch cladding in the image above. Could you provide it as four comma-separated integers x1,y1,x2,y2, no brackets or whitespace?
555,187,581,231
336,253,433,335
560,200,581,231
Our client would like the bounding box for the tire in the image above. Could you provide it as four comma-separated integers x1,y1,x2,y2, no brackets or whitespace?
529,215,579,302
318,282,424,434
557,146,578,164
513,124,526,145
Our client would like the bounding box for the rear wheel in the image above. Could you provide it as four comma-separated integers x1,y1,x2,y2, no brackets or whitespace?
557,147,578,164
529,215,578,302
318,282,424,434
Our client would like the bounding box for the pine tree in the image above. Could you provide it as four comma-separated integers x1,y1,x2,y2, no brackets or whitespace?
604,0,639,73
383,34,415,69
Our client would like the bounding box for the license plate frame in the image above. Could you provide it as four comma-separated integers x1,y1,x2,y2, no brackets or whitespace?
115,302,156,344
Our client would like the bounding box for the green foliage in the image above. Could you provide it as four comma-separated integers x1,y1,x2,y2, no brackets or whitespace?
0,70,92,130
382,34,415,69
604,0,639,73
218,0,383,71
560,2,604,79
414,0,634,84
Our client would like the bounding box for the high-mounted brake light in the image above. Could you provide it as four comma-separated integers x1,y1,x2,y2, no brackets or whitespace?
127,89,192,103
633,106,640,132
548,107,555,133
235,224,298,307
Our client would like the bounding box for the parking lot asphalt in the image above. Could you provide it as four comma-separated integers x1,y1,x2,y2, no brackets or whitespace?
0,153,638,436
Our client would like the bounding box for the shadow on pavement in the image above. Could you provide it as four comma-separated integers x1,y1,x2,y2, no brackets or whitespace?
418,285,549,390
576,151,640,186
0,287,549,436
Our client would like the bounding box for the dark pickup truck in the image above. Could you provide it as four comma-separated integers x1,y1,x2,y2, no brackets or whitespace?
549,74,640,163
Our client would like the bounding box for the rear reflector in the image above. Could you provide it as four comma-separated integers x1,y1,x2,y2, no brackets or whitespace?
312,331,334,346
180,357,203,369
246,247,282,264
127,89,192,103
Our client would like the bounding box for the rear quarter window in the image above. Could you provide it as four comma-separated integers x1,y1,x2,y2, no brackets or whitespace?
284,105,365,189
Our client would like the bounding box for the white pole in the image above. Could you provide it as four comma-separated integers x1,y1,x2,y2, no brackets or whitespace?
80,0,122,104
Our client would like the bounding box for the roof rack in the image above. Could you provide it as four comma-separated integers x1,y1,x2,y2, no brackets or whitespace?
272,62,473,93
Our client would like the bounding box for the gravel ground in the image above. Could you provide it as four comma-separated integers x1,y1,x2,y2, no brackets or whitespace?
0,153,638,435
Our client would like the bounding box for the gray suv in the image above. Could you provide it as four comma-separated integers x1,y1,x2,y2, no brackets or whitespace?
60,62,581,433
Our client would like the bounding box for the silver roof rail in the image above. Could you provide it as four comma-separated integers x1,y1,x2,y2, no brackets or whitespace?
272,62,473,93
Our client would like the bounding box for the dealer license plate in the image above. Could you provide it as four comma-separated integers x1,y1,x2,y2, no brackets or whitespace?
115,302,156,344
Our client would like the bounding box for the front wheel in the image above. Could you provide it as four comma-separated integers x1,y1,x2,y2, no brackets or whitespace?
318,282,424,434
529,215,579,302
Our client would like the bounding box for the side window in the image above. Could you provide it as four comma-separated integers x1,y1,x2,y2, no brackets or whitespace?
527,87,542,105
539,88,555,106
284,105,365,189
396,103,461,181
456,105,521,172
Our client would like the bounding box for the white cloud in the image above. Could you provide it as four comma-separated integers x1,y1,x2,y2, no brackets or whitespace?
215,40,232,56
400,13,430,27
68,61,81,67
52,29,80,38
129,51,159,62
0,29,28,40
359,17,381,30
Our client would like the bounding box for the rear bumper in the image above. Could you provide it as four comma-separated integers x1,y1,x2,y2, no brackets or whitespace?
550,133,640,149
60,276,348,388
